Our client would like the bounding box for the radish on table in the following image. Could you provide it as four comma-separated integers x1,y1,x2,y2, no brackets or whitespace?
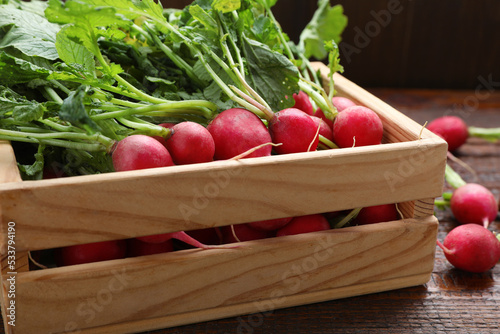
436,224,500,273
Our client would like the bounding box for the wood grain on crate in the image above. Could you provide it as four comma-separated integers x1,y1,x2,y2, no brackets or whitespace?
0,138,445,252
11,216,437,334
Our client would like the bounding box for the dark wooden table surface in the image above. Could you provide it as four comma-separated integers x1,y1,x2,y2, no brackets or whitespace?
1,88,499,333
146,88,500,334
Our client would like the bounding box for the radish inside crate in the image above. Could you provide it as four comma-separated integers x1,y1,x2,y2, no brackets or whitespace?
29,203,401,269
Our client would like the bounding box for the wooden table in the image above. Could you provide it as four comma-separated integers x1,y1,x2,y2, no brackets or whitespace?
1,88,499,333
146,88,500,333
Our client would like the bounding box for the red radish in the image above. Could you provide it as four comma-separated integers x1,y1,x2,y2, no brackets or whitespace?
127,238,174,257
333,105,384,148
427,116,468,152
207,108,272,160
221,223,273,243
248,217,292,231
57,240,127,266
450,183,497,228
269,108,319,154
292,91,314,115
310,97,356,128
276,214,330,237
163,121,215,165
332,96,356,112
310,116,334,142
436,224,500,273
353,204,399,225
112,134,174,171
311,108,333,128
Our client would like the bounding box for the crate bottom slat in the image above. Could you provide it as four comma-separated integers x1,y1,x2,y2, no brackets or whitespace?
9,216,438,334
76,271,432,334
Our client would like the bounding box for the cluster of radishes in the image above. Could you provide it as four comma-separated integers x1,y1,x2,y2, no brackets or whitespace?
111,94,384,172
55,94,397,267
427,115,500,273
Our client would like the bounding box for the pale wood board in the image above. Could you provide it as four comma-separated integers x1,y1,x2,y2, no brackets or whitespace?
0,138,446,252
11,216,437,333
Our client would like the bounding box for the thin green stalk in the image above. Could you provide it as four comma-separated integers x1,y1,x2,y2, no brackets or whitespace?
334,208,362,229
149,30,203,87
0,135,107,152
0,129,114,150
91,100,216,121
196,54,267,118
299,80,336,121
49,80,72,96
38,119,85,133
445,164,467,189
468,126,500,142
318,135,338,149
44,86,64,104
117,116,172,138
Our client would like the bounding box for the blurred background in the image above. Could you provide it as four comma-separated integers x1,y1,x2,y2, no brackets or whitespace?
164,0,500,89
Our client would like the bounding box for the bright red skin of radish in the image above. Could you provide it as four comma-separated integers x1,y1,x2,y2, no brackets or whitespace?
248,217,292,231
138,231,224,249
450,183,498,227
207,108,272,160
332,106,384,148
57,240,127,266
332,96,356,112
427,116,468,152
354,204,399,225
438,224,500,273
292,91,314,115
269,108,320,154
311,108,333,128
276,214,330,237
163,122,215,165
310,97,356,129
112,134,174,171
310,116,334,142
127,238,174,257
221,223,273,243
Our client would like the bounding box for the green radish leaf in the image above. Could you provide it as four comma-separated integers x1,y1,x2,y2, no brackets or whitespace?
299,0,347,60
242,36,299,111
59,85,99,133
0,51,53,85
189,5,218,32
13,104,45,122
17,146,45,180
56,26,96,76
0,4,60,60
213,0,241,13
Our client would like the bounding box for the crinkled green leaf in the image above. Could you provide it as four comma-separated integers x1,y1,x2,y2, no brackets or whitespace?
56,26,95,76
59,85,99,133
242,36,299,111
0,4,60,60
189,5,218,32
0,51,52,85
13,104,44,122
299,0,347,60
213,0,240,13
18,147,45,180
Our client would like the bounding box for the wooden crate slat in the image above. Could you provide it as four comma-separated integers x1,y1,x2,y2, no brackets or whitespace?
12,216,437,333
0,139,446,251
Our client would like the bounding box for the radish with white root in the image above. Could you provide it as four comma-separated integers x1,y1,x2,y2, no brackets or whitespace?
436,224,500,273
442,164,498,228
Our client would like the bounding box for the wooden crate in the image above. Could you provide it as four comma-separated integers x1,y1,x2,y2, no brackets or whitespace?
0,63,447,334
